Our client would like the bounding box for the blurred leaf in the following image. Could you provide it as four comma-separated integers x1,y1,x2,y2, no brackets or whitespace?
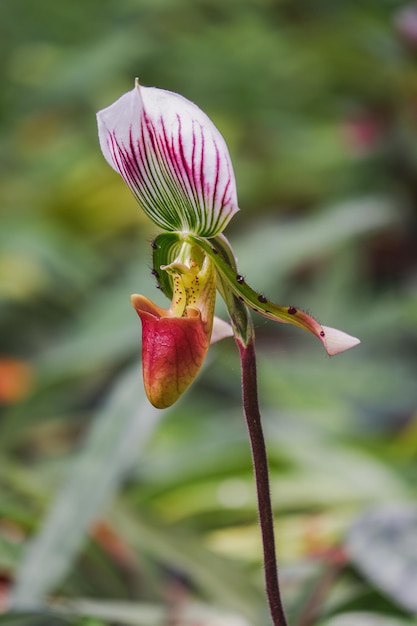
54,598,252,626
0,613,73,626
233,196,402,288
320,613,417,626
265,414,411,503
0,220,103,303
0,533,21,570
346,505,417,613
59,601,162,626
0,258,155,446
10,364,163,609
32,253,157,380
111,504,264,624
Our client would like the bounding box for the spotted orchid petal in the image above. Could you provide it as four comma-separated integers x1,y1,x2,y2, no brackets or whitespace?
97,79,239,237
187,233,360,356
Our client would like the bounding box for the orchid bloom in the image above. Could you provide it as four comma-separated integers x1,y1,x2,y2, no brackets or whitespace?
97,79,360,408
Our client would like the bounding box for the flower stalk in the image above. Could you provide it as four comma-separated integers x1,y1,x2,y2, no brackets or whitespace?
238,334,288,626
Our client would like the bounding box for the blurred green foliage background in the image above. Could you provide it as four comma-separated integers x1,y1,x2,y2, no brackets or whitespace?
1,0,417,624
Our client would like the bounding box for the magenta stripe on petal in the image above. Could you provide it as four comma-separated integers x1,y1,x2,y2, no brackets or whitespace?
97,82,239,236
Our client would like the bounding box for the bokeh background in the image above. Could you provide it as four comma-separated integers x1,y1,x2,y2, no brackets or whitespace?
1,1,417,625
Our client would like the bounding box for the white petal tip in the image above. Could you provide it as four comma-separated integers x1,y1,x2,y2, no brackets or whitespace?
211,317,234,344
321,326,361,356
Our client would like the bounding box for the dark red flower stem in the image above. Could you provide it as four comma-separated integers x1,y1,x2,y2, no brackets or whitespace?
237,337,288,626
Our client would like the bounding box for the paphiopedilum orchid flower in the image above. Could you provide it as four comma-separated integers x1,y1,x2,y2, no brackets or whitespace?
97,79,360,409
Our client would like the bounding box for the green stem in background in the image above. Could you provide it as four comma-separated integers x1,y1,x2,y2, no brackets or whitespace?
237,336,288,626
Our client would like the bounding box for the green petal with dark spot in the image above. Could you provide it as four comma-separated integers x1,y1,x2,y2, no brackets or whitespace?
186,233,360,355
